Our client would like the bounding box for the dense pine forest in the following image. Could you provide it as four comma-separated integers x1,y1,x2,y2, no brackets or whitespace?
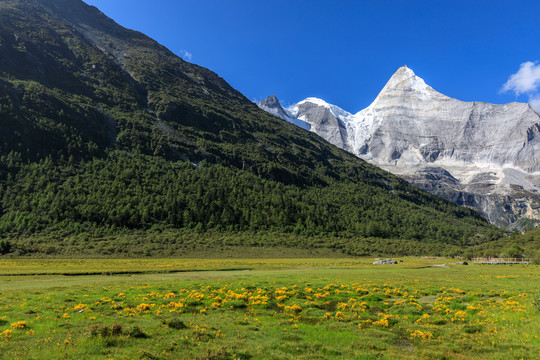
0,150,503,257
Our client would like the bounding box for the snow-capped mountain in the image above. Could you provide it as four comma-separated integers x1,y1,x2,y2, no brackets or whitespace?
257,95,311,131
258,66,540,227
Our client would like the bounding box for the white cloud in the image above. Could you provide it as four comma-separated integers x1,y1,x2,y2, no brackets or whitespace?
180,50,193,62
529,95,540,113
502,61,540,112
502,61,540,95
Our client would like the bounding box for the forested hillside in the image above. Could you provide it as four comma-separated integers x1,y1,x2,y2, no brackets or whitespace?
472,227,540,262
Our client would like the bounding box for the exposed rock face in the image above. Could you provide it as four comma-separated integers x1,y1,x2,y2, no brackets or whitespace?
257,95,291,123
289,98,349,149
258,67,540,228
373,259,398,265
351,67,540,173
257,95,311,130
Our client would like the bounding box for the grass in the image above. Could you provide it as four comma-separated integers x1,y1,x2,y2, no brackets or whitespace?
0,258,538,359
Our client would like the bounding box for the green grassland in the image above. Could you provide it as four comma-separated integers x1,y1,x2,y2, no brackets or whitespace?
0,259,538,359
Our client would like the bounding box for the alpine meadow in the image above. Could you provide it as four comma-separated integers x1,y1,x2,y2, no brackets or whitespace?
0,0,538,359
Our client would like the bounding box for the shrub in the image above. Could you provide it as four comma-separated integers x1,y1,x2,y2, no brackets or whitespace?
164,318,187,330
89,323,124,337
111,323,123,336
0,240,12,255
126,326,149,338
532,250,540,265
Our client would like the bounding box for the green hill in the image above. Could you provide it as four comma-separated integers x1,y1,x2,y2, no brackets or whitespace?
0,0,503,257
471,227,540,262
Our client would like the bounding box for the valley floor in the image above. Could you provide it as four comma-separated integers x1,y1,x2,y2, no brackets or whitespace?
0,258,538,359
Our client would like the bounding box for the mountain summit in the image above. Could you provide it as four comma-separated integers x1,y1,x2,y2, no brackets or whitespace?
259,67,540,227
382,66,431,92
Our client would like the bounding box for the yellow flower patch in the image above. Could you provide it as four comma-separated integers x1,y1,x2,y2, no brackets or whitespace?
11,321,27,329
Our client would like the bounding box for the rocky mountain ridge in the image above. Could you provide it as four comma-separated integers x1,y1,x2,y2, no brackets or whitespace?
259,66,540,227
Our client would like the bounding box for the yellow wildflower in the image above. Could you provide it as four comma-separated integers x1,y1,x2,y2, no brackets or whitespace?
11,321,27,329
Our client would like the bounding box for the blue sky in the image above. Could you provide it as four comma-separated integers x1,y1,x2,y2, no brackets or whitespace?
83,0,540,112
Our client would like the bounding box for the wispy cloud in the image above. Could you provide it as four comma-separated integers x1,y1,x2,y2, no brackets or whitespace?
180,50,193,62
502,61,540,112
530,95,540,113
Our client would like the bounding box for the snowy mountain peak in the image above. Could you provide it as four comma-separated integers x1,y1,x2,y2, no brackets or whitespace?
258,94,281,108
381,65,433,95
257,95,311,131
295,97,354,120
257,95,289,121
298,97,331,107
393,65,415,78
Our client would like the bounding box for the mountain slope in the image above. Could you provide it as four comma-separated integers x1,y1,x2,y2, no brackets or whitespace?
0,0,502,256
259,67,540,227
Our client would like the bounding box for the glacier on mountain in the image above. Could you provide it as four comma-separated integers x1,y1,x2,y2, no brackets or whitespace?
258,66,540,227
